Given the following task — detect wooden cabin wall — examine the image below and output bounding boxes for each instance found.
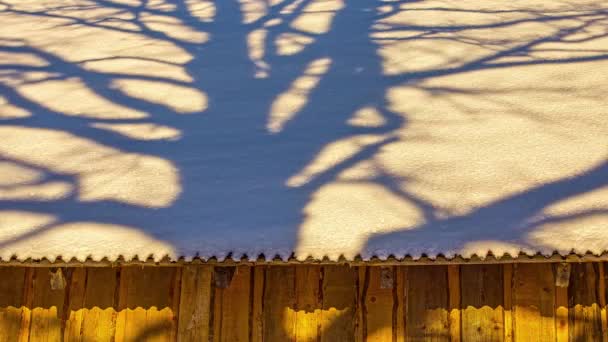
[0,263,605,341]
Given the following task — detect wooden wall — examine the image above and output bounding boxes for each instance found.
[0,263,605,341]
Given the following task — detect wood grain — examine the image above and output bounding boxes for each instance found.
[29,268,66,342]
[461,264,504,342]
[448,265,461,342]
[295,265,321,342]
[115,266,178,341]
[406,265,450,341]
[263,266,296,341]
[365,267,394,342]
[569,263,602,341]
[213,266,251,342]
[178,265,212,342]
[4,263,608,341]
[513,263,555,342]
[0,267,28,341]
[322,265,356,342]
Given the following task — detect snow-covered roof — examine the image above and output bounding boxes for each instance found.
[0,0,606,263]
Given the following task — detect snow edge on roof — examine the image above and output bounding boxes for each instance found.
[3,251,608,266]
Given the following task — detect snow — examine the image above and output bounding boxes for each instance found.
[0,0,607,262]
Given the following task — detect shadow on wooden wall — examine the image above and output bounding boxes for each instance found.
[0,263,605,341]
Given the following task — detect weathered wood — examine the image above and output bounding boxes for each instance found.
[80,267,119,342]
[295,265,320,341]
[263,266,296,341]
[355,266,366,342]
[0,267,28,341]
[599,263,608,342]
[29,268,66,342]
[448,265,461,342]
[177,265,212,342]
[556,264,572,288]
[406,265,450,341]
[115,266,178,341]
[569,263,602,341]
[20,268,34,342]
[396,267,407,342]
[251,266,265,342]
[7,262,608,340]
[461,264,504,342]
[513,263,555,342]
[322,265,356,342]
[64,268,87,342]
[554,264,569,342]
[213,266,250,342]
[504,264,513,342]
[364,267,394,341]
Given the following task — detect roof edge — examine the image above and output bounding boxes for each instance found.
[2,252,608,267]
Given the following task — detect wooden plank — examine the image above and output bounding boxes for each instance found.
[503,264,513,342]
[295,265,321,341]
[64,268,87,342]
[569,263,602,341]
[171,266,182,342]
[251,266,265,342]
[115,266,178,341]
[396,267,406,342]
[177,265,212,342]
[555,265,569,342]
[461,264,503,342]
[11,262,608,341]
[448,265,461,342]
[0,267,28,341]
[80,267,119,341]
[20,268,34,342]
[213,266,251,342]
[355,266,366,342]
[599,263,608,342]
[263,266,296,341]
[364,267,393,341]
[406,265,449,341]
[512,263,555,342]
[29,268,66,342]
[321,265,357,342]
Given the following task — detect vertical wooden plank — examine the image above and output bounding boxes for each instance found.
[513,263,555,342]
[263,266,296,341]
[599,263,608,342]
[64,268,87,342]
[213,266,251,342]
[461,264,504,342]
[569,263,602,341]
[0,267,28,341]
[80,267,119,341]
[29,268,66,342]
[177,265,212,342]
[448,265,461,342]
[115,266,178,341]
[503,264,513,342]
[364,267,393,341]
[295,265,321,342]
[395,267,406,342]
[19,268,34,342]
[406,265,449,341]
[251,265,265,342]
[556,285,569,342]
[321,265,357,342]
[355,267,366,342]
[555,265,569,342]
[171,267,182,342]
